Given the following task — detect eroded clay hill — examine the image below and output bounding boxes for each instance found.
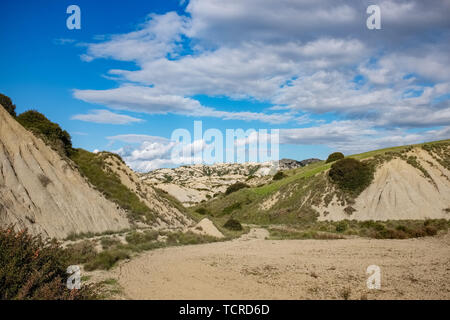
[100,153,193,229]
[315,147,450,221]
[0,105,131,238]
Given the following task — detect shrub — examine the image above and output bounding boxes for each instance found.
[195,207,209,215]
[272,171,286,181]
[0,93,16,117]
[223,218,243,231]
[0,226,96,300]
[335,221,348,233]
[225,182,249,195]
[125,230,158,245]
[329,158,374,195]
[17,110,72,157]
[84,249,130,271]
[326,152,344,163]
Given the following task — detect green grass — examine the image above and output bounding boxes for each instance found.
[70,148,156,223]
[267,219,450,240]
[192,139,450,227]
[66,228,231,271]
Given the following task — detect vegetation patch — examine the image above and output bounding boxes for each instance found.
[70,148,155,223]
[225,182,249,195]
[0,226,97,300]
[272,171,286,181]
[326,152,344,163]
[268,219,450,240]
[17,110,72,157]
[0,93,17,117]
[223,218,243,231]
[329,158,374,195]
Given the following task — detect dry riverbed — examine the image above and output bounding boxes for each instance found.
[92,228,450,300]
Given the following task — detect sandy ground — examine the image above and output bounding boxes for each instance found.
[103,228,450,300]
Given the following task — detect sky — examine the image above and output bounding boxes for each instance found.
[1,0,449,171]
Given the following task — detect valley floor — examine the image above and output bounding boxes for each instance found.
[97,228,450,300]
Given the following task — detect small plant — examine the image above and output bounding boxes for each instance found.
[339,287,352,300]
[225,182,249,195]
[326,152,344,163]
[38,174,51,187]
[335,221,348,233]
[272,171,286,181]
[223,218,243,231]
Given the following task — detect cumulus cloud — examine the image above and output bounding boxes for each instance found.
[73,86,293,124]
[70,0,450,168]
[71,109,144,125]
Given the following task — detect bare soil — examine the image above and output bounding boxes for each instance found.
[100,228,450,300]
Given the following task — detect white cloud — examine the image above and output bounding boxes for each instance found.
[73,86,293,124]
[71,109,144,125]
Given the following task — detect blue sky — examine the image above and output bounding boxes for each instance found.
[1,0,449,171]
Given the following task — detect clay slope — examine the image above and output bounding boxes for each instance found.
[0,105,130,238]
[101,154,194,229]
[316,148,450,221]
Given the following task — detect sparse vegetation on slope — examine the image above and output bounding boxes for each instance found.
[192,139,450,226]
[225,182,249,195]
[70,148,155,223]
[0,93,16,117]
[17,110,73,157]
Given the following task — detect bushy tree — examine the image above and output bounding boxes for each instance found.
[329,158,374,195]
[17,110,72,157]
[326,152,345,163]
[223,218,243,231]
[0,93,16,117]
[272,171,286,181]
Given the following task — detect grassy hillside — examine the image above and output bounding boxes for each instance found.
[191,139,450,228]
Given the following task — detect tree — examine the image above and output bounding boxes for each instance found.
[328,158,374,194]
[0,93,16,117]
[326,152,344,163]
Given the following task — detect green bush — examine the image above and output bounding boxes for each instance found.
[17,110,72,157]
[326,152,345,163]
[195,207,209,215]
[329,158,374,195]
[272,171,286,181]
[84,249,130,271]
[0,93,16,117]
[335,221,348,233]
[225,182,249,195]
[70,148,154,223]
[223,218,243,231]
[0,226,96,300]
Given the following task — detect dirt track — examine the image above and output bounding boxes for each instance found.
[107,228,450,300]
